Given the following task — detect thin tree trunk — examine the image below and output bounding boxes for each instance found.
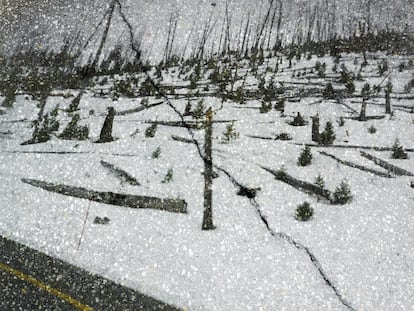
[202,108,215,230]
[91,0,116,70]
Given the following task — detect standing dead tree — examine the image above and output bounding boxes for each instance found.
[240,12,251,55]
[90,0,117,71]
[223,0,232,55]
[202,108,215,230]
[164,11,179,64]
[254,0,274,51]
[196,11,217,60]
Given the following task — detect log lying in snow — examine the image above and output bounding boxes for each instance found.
[100,160,140,186]
[21,178,187,213]
[345,115,386,121]
[145,119,237,128]
[247,133,292,141]
[261,166,332,203]
[319,151,393,178]
[171,135,197,144]
[291,143,414,152]
[360,151,414,177]
[115,101,165,116]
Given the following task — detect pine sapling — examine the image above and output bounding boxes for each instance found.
[295,202,314,221]
[162,168,174,183]
[290,112,306,126]
[192,100,205,120]
[314,174,325,189]
[323,83,336,99]
[151,146,161,159]
[145,123,158,138]
[222,121,239,143]
[333,180,353,204]
[260,101,272,113]
[391,139,408,159]
[337,117,345,127]
[298,146,312,166]
[368,125,377,134]
[319,121,336,145]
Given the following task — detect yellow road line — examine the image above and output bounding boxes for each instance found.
[0,262,93,311]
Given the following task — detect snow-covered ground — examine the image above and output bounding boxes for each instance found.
[1,52,413,310]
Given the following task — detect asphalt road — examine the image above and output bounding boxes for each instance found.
[0,235,181,310]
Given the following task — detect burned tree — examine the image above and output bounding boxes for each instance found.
[385,80,393,114]
[96,107,116,143]
[311,114,320,143]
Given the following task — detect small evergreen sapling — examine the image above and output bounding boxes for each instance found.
[290,112,306,126]
[361,83,371,100]
[151,146,161,159]
[323,83,336,99]
[378,59,388,76]
[260,101,272,113]
[162,168,174,183]
[333,180,353,204]
[274,97,285,113]
[298,146,312,166]
[145,123,158,138]
[368,125,377,134]
[192,100,205,120]
[319,121,336,145]
[345,80,355,94]
[391,139,408,159]
[222,121,239,143]
[314,174,325,189]
[295,202,314,221]
[337,117,345,127]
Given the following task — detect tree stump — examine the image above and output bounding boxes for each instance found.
[96,107,116,143]
[311,114,320,143]
[359,101,367,121]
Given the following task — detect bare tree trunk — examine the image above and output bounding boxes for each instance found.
[164,13,174,63]
[240,12,250,54]
[224,0,232,55]
[202,108,215,230]
[385,89,392,114]
[266,1,278,50]
[254,0,274,50]
[91,0,116,70]
[312,114,320,143]
[359,100,367,121]
[181,20,196,61]
[274,0,283,50]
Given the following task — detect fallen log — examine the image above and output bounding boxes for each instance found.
[319,151,392,178]
[291,143,414,152]
[171,135,197,144]
[345,115,386,121]
[246,133,292,141]
[21,178,187,213]
[145,119,237,126]
[360,151,414,177]
[261,166,332,203]
[100,160,140,186]
[115,101,164,116]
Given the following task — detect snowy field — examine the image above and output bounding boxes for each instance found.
[0,52,413,310]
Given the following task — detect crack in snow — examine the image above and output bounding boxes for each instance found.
[249,198,357,311]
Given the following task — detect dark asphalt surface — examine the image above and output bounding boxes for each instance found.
[0,235,181,310]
